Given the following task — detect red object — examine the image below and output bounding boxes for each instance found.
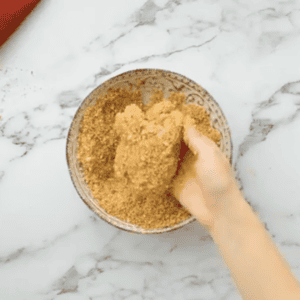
[0,0,41,47]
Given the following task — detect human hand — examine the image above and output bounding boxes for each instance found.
[172,126,242,231]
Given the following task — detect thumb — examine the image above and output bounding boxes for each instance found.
[184,126,216,156]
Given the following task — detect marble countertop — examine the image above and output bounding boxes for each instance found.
[1,0,300,299]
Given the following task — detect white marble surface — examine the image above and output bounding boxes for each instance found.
[1,0,300,299]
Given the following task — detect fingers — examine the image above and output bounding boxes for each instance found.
[185,126,217,155]
[184,126,232,184]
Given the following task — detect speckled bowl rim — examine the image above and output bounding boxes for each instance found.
[66,68,233,234]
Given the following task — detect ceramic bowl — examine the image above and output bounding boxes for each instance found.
[66,69,232,234]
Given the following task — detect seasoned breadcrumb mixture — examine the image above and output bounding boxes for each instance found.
[77,87,221,229]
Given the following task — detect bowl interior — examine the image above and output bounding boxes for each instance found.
[66,69,233,234]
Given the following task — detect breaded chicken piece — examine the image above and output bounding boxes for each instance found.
[114,99,184,196]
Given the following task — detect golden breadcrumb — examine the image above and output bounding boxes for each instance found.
[77,87,221,229]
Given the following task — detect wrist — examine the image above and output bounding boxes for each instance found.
[208,189,251,236]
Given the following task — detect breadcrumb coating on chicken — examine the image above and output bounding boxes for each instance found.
[114,99,183,196]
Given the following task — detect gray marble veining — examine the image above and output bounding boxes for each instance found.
[1,0,300,299]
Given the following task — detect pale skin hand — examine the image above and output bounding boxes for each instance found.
[172,127,300,300]
[172,126,241,231]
